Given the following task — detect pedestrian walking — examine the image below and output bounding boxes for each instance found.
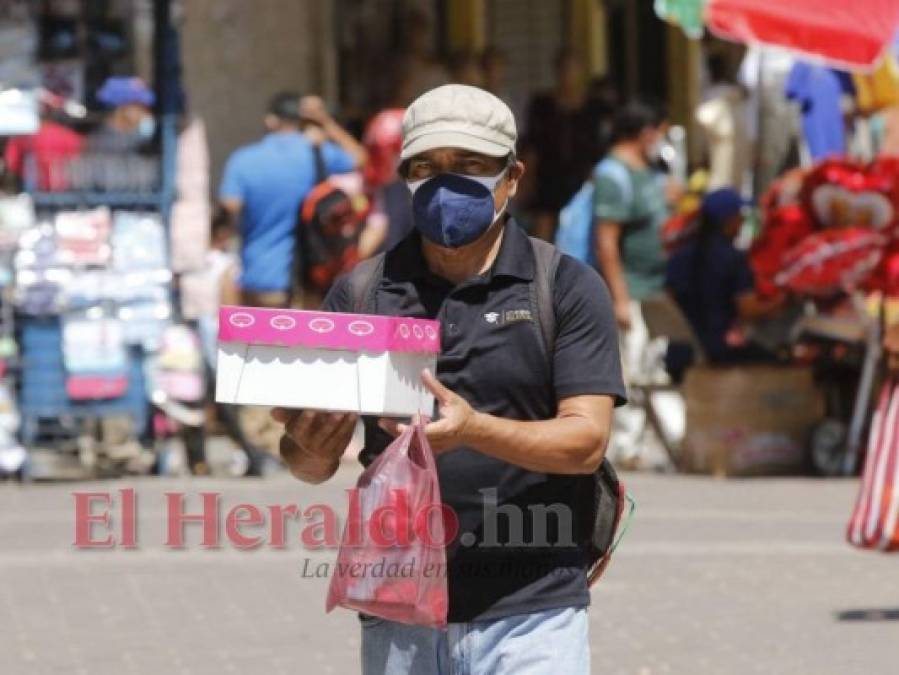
[593,101,674,466]
[217,91,366,309]
[273,84,625,674]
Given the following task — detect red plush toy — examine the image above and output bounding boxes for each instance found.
[775,228,886,297]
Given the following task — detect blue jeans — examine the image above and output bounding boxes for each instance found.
[360,606,589,674]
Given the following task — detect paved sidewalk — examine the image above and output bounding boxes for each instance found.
[0,466,895,674]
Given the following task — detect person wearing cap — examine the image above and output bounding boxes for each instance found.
[666,187,786,364]
[272,84,625,674]
[218,91,367,309]
[87,76,157,154]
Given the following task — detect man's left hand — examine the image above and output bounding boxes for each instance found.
[378,370,478,452]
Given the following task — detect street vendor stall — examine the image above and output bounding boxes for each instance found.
[0,0,199,480]
[651,0,899,478]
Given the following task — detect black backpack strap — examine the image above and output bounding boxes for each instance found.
[312,143,327,183]
[347,252,386,314]
[528,237,561,361]
[528,237,624,583]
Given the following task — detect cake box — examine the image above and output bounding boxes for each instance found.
[215,306,440,416]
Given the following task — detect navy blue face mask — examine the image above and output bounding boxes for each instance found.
[407,171,507,248]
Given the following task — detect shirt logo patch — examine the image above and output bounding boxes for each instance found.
[504,309,533,324]
[484,309,534,326]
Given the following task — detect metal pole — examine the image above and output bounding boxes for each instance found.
[152,0,176,241]
[752,48,765,200]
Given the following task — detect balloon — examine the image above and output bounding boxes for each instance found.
[750,205,816,297]
[800,159,895,231]
[775,228,886,297]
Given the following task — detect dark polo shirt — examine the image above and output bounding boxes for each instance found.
[324,220,625,622]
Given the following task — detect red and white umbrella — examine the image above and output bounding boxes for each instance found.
[705,0,899,70]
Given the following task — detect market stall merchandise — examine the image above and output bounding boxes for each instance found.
[746,159,899,475]
[0,0,187,479]
[12,203,170,459]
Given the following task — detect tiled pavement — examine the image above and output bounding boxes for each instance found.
[0,466,895,674]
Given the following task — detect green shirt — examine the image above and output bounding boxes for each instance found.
[593,155,668,300]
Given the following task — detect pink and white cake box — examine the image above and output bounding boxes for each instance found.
[215,306,440,416]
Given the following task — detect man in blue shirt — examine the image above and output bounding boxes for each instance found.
[666,188,785,363]
[218,92,366,307]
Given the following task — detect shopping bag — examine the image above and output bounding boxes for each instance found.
[326,421,448,627]
[847,376,899,551]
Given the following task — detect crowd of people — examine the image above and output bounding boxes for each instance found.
[3,76,159,193]
[0,46,795,477]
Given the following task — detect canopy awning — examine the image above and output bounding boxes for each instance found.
[706,0,899,70]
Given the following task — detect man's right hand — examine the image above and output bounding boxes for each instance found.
[271,409,358,483]
[614,300,632,331]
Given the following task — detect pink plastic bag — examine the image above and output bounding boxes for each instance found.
[326,421,449,628]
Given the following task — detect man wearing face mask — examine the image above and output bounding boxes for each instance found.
[594,102,674,468]
[87,76,157,154]
[272,85,625,674]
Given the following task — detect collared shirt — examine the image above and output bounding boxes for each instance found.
[219,131,354,293]
[324,220,625,622]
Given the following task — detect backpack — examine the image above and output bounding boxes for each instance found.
[297,145,362,295]
[554,157,634,267]
[346,236,630,587]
